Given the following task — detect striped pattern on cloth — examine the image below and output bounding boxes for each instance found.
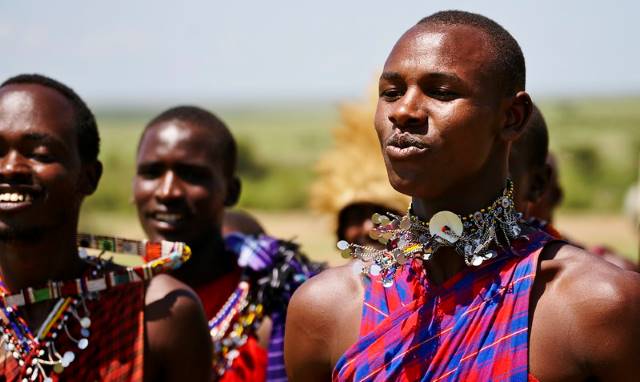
[333,226,552,382]
[224,233,320,382]
[0,281,145,382]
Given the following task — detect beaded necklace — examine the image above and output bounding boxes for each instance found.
[0,234,190,381]
[338,179,522,287]
[207,280,265,377]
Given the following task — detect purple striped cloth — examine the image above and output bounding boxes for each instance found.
[225,233,321,382]
[333,226,553,382]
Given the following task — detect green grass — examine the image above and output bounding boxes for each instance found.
[539,97,640,211]
[82,97,640,222]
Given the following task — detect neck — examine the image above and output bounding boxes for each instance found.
[171,232,237,288]
[411,165,509,285]
[0,226,85,293]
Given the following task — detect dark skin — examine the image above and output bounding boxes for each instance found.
[509,108,552,219]
[285,24,640,382]
[134,120,241,288]
[134,121,273,349]
[0,84,212,382]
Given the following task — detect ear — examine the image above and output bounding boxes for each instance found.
[527,163,552,203]
[78,160,103,196]
[224,176,241,207]
[500,91,533,142]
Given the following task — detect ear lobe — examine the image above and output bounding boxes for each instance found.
[224,177,241,207]
[501,91,533,142]
[79,161,103,196]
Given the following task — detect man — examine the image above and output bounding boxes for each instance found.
[285,11,640,381]
[509,104,553,221]
[0,74,212,381]
[511,108,637,271]
[133,106,317,381]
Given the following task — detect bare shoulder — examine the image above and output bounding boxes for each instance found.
[285,263,364,382]
[145,273,198,304]
[533,242,640,380]
[290,263,364,317]
[144,274,212,381]
[541,243,640,310]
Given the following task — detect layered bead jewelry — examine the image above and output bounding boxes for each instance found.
[0,234,190,381]
[209,235,323,378]
[208,280,265,377]
[337,179,523,287]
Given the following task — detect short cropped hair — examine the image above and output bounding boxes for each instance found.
[1,73,100,163]
[141,106,237,178]
[418,10,526,95]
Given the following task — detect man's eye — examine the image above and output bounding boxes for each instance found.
[428,89,458,101]
[137,166,162,179]
[30,151,55,163]
[380,88,403,100]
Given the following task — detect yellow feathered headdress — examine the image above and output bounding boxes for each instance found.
[310,85,411,217]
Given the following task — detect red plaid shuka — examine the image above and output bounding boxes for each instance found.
[0,281,145,382]
[333,226,553,382]
[195,271,267,382]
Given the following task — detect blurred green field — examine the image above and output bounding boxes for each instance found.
[79,97,640,260]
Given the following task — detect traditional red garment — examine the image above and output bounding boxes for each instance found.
[0,281,145,382]
[333,227,553,382]
[195,269,267,382]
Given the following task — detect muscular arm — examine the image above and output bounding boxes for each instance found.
[573,267,640,381]
[285,266,363,382]
[531,244,640,381]
[145,274,212,382]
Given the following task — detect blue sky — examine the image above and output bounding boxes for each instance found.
[2,0,639,106]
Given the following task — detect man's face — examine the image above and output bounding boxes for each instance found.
[0,84,85,238]
[375,24,506,199]
[133,121,230,244]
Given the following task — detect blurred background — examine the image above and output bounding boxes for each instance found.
[2,0,638,264]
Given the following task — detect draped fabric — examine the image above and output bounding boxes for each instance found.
[0,282,145,382]
[333,228,552,382]
[196,234,319,382]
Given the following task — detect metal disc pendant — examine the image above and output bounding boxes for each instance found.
[471,256,484,266]
[369,264,382,276]
[336,240,349,251]
[80,317,91,328]
[429,211,463,244]
[78,338,89,350]
[63,351,75,364]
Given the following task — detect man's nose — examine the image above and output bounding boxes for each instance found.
[388,88,428,129]
[0,150,32,183]
[155,171,184,201]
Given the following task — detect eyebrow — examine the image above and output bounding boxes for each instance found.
[380,71,463,83]
[22,132,66,147]
[380,72,403,82]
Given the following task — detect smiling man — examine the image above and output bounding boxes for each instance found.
[134,106,318,381]
[0,74,212,381]
[285,11,640,382]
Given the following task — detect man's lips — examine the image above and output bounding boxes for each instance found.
[0,188,41,212]
[385,134,428,160]
[146,211,188,227]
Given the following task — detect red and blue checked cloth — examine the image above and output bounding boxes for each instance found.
[333,227,552,382]
[0,281,145,382]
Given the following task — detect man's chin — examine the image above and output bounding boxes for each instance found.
[0,224,46,242]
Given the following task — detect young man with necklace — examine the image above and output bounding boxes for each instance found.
[0,74,212,381]
[133,106,318,381]
[285,11,640,382]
